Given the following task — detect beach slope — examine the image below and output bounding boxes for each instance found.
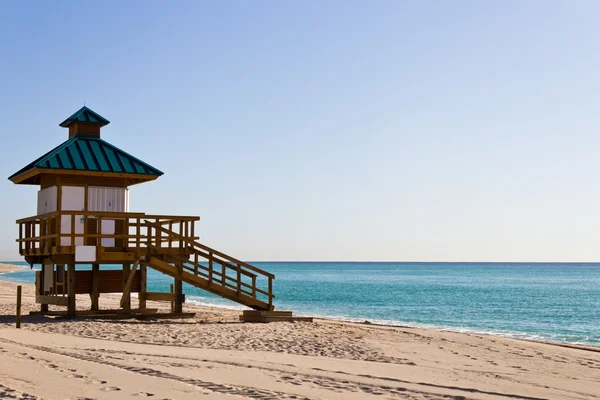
[0,281,599,399]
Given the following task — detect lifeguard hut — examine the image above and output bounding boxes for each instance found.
[8,106,286,321]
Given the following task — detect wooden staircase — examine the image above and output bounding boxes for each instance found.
[142,220,275,311]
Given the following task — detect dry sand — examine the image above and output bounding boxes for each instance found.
[0,278,599,399]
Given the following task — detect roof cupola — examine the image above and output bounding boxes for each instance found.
[59,106,110,138]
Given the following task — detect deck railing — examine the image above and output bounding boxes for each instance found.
[145,220,274,308]
[16,211,199,256]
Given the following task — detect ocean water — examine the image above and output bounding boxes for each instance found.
[2,261,599,346]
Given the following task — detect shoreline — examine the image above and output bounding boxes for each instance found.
[1,274,598,350]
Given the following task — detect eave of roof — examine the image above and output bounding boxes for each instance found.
[8,136,163,184]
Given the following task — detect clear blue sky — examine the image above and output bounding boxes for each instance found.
[1,1,599,262]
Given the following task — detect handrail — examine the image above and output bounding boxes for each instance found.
[16,211,59,224]
[144,219,274,307]
[16,211,198,224]
[144,220,274,279]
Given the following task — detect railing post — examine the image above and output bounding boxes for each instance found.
[236,263,241,297]
[136,217,141,250]
[208,254,213,284]
[268,277,273,310]
[45,217,50,254]
[24,222,29,254]
[179,220,183,252]
[18,222,23,255]
[70,214,75,252]
[146,224,152,253]
[252,276,257,298]
[57,212,61,249]
[222,263,226,286]
[98,215,103,250]
[124,217,129,249]
[28,222,32,253]
[83,213,87,247]
[157,220,162,248]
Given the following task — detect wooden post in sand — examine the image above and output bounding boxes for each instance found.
[67,263,76,317]
[170,284,174,312]
[16,285,22,328]
[40,264,48,313]
[174,262,183,314]
[122,263,131,313]
[139,264,147,310]
[91,264,100,311]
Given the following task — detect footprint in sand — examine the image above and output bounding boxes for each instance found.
[100,386,121,392]
[88,379,107,385]
[133,392,155,397]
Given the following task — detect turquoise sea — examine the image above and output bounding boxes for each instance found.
[2,261,599,346]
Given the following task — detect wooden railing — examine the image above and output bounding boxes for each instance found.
[16,211,199,256]
[144,220,274,309]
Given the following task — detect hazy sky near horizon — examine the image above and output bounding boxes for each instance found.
[1,1,599,262]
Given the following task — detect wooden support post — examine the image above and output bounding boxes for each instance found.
[122,263,131,312]
[174,263,183,313]
[40,264,48,312]
[139,264,147,310]
[170,284,174,312]
[252,276,257,298]
[91,264,99,311]
[121,260,140,308]
[67,263,76,317]
[16,285,22,328]
[40,264,45,294]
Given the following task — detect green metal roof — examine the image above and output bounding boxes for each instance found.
[8,136,163,181]
[59,106,110,127]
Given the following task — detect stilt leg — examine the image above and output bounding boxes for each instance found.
[139,264,147,310]
[122,263,131,312]
[91,264,99,311]
[40,264,48,312]
[67,263,76,317]
[174,263,183,313]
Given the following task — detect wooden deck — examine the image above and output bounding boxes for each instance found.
[17,211,275,311]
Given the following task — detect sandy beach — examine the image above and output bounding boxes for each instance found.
[0,276,597,400]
